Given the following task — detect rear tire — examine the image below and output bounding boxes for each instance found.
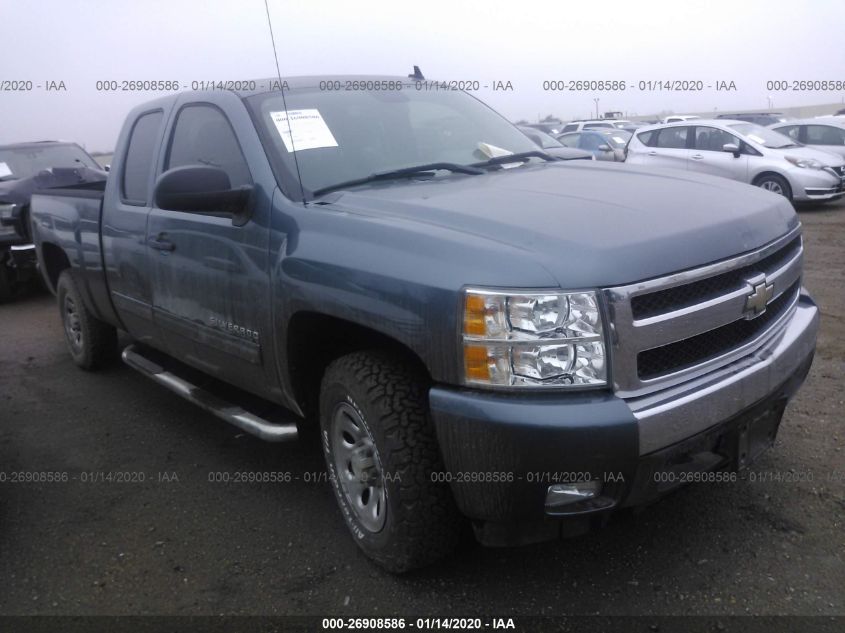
[56,270,118,370]
[755,173,792,201]
[319,351,462,573]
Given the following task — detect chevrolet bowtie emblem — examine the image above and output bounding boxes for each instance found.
[744,277,774,319]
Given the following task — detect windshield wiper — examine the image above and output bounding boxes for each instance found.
[471,150,558,169]
[311,162,484,198]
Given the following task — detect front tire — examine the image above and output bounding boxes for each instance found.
[319,351,462,573]
[56,270,118,370]
[755,173,792,201]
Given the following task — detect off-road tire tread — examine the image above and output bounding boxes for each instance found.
[321,350,462,573]
[57,270,118,370]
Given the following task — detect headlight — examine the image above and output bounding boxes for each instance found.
[785,156,823,169]
[461,289,607,388]
[0,204,18,236]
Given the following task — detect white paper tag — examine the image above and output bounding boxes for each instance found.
[270,109,338,152]
[0,162,12,178]
[477,142,521,168]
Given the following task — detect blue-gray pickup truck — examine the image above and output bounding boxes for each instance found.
[30,76,819,572]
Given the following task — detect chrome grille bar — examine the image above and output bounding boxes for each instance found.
[603,226,803,398]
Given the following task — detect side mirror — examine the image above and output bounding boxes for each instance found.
[598,144,612,152]
[154,165,252,225]
[722,143,741,157]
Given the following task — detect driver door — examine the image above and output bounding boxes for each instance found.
[146,102,271,395]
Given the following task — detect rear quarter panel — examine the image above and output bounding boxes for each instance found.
[30,188,120,326]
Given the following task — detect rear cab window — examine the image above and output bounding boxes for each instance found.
[122,111,164,204]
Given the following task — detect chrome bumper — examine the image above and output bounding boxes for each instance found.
[628,293,818,455]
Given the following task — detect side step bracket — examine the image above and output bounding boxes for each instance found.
[121,344,299,442]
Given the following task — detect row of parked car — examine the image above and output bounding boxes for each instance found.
[520,114,845,202]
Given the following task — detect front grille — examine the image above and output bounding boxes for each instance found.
[631,236,801,319]
[637,281,799,380]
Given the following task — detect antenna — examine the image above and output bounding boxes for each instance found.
[263,0,308,204]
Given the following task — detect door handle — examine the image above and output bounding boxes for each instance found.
[691,154,704,160]
[147,234,175,252]
[647,151,658,156]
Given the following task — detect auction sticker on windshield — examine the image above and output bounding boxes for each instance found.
[0,162,12,178]
[270,109,338,152]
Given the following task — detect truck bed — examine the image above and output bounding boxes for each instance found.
[30,181,120,328]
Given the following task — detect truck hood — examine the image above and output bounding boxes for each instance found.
[321,161,798,288]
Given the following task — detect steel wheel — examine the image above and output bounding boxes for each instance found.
[63,294,83,353]
[330,402,387,533]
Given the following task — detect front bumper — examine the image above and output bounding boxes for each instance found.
[429,293,819,544]
[1,241,38,273]
[787,168,844,201]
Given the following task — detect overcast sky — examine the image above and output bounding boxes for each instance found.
[2,0,844,150]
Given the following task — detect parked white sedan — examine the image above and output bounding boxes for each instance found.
[626,119,845,202]
[770,118,845,160]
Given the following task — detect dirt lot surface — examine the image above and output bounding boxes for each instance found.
[0,199,843,618]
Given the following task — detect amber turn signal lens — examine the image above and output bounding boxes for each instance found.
[464,294,488,336]
[463,344,490,381]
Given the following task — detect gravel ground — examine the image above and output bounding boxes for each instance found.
[0,199,843,617]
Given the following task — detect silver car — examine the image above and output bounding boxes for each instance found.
[769,118,845,159]
[627,119,845,202]
[557,129,631,162]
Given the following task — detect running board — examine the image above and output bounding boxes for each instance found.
[121,344,299,442]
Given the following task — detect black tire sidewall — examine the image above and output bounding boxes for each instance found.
[757,174,792,200]
[320,379,403,553]
[57,272,91,368]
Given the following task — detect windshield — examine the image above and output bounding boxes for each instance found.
[250,86,539,195]
[728,123,798,149]
[0,144,100,181]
